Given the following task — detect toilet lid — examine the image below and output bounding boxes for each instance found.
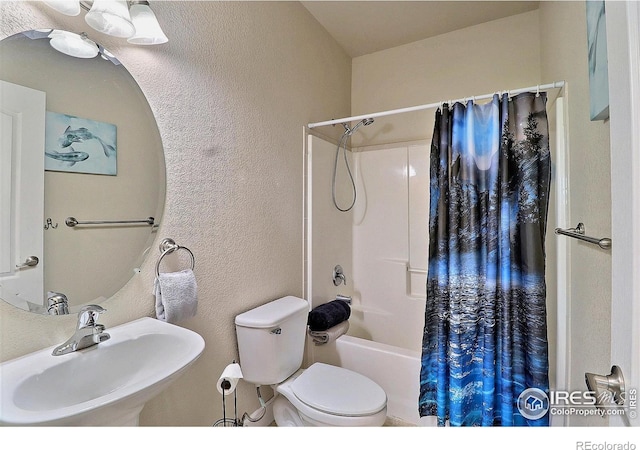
[291,363,387,416]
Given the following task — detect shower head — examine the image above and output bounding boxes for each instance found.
[342,118,374,136]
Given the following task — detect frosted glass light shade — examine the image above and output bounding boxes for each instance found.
[127,3,168,45]
[49,31,99,59]
[85,0,135,38]
[43,0,81,16]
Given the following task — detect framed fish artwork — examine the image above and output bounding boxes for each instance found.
[44,111,117,175]
[585,0,609,121]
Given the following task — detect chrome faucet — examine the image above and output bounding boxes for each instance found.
[47,291,69,315]
[52,305,110,356]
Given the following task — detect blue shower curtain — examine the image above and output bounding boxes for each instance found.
[419,92,551,426]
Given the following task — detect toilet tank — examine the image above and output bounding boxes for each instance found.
[235,296,309,385]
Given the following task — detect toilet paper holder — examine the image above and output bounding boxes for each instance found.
[212,361,271,427]
[214,361,243,427]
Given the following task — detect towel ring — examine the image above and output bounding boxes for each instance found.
[155,238,195,277]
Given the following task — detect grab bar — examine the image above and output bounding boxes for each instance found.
[555,223,611,250]
[65,217,155,227]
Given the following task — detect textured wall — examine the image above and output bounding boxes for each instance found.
[351,10,542,147]
[0,1,350,426]
[539,1,612,427]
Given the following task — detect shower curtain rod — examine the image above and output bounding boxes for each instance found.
[307,80,565,129]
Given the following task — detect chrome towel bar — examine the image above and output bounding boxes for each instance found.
[555,223,611,250]
[66,217,155,227]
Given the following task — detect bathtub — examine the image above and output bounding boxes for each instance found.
[311,334,436,426]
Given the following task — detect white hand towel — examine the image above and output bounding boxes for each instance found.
[308,320,349,345]
[154,269,198,324]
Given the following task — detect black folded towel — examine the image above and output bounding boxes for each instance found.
[307,300,351,332]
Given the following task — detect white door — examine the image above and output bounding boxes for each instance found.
[607,0,639,427]
[0,80,46,311]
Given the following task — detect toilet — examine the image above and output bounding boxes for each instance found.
[235,296,387,426]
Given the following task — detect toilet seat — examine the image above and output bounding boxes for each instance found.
[291,363,387,416]
[275,363,387,426]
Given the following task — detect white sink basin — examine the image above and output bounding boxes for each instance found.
[0,317,204,426]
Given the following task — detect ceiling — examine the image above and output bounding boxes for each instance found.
[301,1,540,57]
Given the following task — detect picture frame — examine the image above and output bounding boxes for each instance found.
[585,0,610,121]
[45,111,117,175]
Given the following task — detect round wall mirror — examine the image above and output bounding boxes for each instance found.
[0,30,166,315]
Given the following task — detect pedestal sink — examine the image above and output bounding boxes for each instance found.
[0,317,205,426]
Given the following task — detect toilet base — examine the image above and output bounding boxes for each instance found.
[273,396,307,426]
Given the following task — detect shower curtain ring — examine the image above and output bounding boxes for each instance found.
[536,85,541,97]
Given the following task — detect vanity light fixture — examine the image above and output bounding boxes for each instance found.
[127,1,168,45]
[43,0,168,45]
[84,0,135,38]
[48,30,99,58]
[43,0,81,16]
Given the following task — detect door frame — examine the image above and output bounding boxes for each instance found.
[607,0,640,426]
[0,81,46,311]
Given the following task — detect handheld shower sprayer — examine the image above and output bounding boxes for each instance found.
[341,118,374,136]
[332,118,375,212]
